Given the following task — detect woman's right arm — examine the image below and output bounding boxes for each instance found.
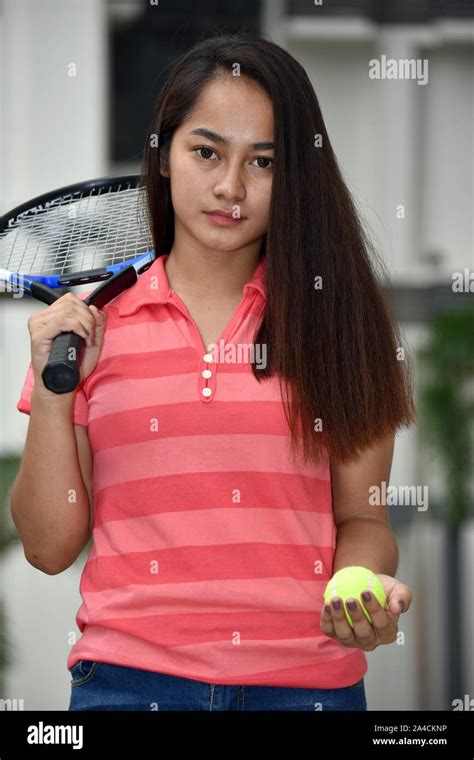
[10,293,107,575]
[11,392,93,575]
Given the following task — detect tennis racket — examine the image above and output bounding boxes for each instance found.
[0,174,156,394]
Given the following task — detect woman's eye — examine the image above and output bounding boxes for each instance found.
[193,147,218,161]
[252,156,274,170]
[193,147,273,169]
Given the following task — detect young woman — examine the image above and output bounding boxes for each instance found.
[12,33,415,712]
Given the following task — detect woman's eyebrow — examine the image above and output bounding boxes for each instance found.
[188,127,274,151]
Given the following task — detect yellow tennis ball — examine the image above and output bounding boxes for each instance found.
[323,566,386,628]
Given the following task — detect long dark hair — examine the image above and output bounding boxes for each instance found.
[140,32,416,467]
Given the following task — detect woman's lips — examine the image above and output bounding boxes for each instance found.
[204,211,246,226]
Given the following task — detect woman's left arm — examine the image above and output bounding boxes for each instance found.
[320,431,413,650]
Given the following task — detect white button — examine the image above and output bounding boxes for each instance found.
[203,353,213,363]
[202,387,212,397]
[202,369,212,379]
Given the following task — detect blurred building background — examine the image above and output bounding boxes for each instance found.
[0,0,473,711]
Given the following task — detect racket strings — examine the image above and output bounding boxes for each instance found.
[0,183,153,276]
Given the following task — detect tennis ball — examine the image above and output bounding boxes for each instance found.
[323,566,386,628]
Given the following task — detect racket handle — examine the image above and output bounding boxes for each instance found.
[40,265,139,393]
[41,331,85,394]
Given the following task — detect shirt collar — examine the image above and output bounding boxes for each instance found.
[118,253,266,317]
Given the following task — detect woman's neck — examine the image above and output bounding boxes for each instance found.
[164,248,261,301]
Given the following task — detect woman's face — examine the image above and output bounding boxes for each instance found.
[162,75,274,255]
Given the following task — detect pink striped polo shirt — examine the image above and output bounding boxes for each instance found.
[17,253,367,688]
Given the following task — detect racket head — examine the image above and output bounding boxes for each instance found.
[0,174,156,296]
[1,174,158,394]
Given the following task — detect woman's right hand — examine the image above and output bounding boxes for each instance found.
[28,292,108,396]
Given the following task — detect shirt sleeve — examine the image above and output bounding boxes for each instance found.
[16,361,89,427]
[16,288,95,427]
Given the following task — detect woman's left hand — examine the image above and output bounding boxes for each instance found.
[319,574,413,651]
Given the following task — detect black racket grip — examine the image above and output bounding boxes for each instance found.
[40,264,139,394]
[41,331,86,394]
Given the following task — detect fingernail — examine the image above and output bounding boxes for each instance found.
[399,601,405,612]
[362,592,372,603]
[324,604,331,614]
[347,601,357,611]
[332,600,341,610]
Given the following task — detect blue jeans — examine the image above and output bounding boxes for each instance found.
[68,660,367,711]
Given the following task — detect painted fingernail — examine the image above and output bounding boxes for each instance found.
[332,600,341,610]
[399,601,405,612]
[362,592,372,603]
[324,605,331,614]
[347,601,357,611]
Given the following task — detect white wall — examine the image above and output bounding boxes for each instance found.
[0,0,108,210]
[420,43,474,271]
